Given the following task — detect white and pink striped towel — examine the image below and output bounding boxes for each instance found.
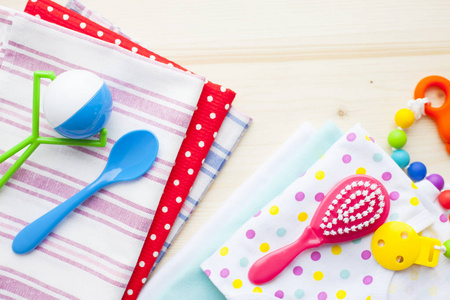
[0,6,204,300]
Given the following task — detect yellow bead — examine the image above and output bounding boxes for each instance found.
[395,109,415,128]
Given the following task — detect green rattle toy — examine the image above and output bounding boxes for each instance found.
[0,70,113,189]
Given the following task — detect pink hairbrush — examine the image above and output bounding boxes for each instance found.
[248,174,390,285]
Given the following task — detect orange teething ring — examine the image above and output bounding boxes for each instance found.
[414,75,450,154]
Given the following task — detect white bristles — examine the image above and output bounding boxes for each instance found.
[318,178,387,237]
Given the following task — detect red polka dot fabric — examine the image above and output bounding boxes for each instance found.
[24,1,236,299]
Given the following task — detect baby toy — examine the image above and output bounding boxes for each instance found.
[12,130,159,254]
[371,221,450,271]
[0,70,112,190]
[248,174,390,285]
[44,70,112,139]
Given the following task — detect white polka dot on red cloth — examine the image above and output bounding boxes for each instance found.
[220,86,226,92]
[139,261,145,267]
[35,14,40,18]
[174,179,180,186]
[115,39,121,45]
[202,158,205,164]
[47,6,53,12]
[225,103,230,110]
[150,55,156,60]
[132,47,138,53]
[164,224,171,230]
[142,278,147,284]
[97,31,103,37]
[150,234,156,240]
[168,63,173,67]
[80,22,86,29]
[176,197,182,203]
[127,289,133,296]
[185,151,191,157]
[198,141,205,147]
[162,206,168,213]
[207,96,213,102]
[63,14,69,20]
[213,132,217,138]
[210,113,216,119]
[153,251,159,257]
[31,0,37,2]
[196,124,202,130]
[188,168,194,175]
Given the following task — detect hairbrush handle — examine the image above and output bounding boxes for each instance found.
[248,226,322,285]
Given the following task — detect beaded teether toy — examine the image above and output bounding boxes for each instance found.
[248,174,390,285]
[0,70,112,190]
[383,75,450,269]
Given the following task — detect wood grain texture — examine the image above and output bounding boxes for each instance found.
[2,0,450,276]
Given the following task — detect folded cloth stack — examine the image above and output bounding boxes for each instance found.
[0,2,252,300]
[142,122,450,300]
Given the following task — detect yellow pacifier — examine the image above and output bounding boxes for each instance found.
[371,221,447,271]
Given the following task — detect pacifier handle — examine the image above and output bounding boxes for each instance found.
[414,75,450,119]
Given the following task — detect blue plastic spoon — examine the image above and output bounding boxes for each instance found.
[12,130,159,254]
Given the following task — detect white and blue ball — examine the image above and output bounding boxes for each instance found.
[43,70,113,139]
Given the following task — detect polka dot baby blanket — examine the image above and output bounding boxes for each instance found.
[201,124,437,300]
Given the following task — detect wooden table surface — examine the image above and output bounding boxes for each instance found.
[3,0,450,277]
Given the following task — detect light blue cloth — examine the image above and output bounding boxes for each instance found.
[149,122,342,300]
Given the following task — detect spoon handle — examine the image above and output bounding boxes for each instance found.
[12,179,104,254]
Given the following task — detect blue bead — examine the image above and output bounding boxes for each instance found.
[407,161,427,181]
[391,149,410,169]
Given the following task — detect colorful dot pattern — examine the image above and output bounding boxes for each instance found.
[201,125,434,300]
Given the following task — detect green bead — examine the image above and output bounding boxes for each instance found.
[388,129,407,149]
[444,239,450,259]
